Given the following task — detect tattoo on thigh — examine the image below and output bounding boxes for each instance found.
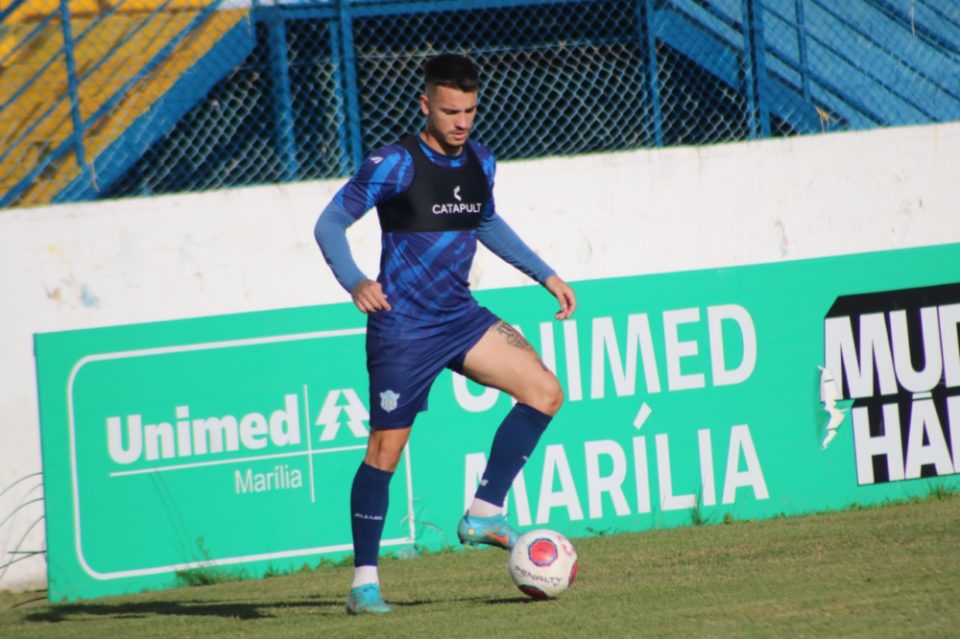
[495,322,550,372]
[495,321,534,351]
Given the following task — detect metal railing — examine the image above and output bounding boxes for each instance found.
[0,0,243,207]
[2,0,958,207]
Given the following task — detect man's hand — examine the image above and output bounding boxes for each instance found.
[352,279,392,314]
[544,274,576,320]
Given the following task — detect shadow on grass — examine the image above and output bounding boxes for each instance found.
[21,593,537,623]
[389,595,536,608]
[24,598,343,623]
[482,597,544,606]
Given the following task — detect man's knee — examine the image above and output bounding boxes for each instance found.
[524,373,564,417]
[367,448,403,472]
[543,376,565,416]
[364,428,410,472]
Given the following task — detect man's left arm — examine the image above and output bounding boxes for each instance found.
[476,213,576,320]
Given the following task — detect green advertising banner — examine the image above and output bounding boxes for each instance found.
[36,244,960,601]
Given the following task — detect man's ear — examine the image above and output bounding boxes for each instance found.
[419,93,430,116]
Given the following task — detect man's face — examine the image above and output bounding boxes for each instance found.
[420,84,478,154]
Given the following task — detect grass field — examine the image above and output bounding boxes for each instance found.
[2,494,958,638]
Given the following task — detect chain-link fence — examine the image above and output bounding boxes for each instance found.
[2,0,958,208]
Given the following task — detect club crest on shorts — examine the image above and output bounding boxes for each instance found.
[379,390,400,413]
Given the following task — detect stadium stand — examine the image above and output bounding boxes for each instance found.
[1,0,958,208]
[0,0,252,207]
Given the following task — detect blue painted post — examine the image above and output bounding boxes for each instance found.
[638,0,663,147]
[740,0,770,138]
[59,0,91,193]
[795,0,811,103]
[739,0,758,137]
[338,0,364,172]
[265,8,300,182]
[750,0,771,136]
[329,20,353,176]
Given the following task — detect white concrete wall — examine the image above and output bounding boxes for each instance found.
[2,121,958,591]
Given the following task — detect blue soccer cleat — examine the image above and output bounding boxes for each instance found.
[346,583,392,615]
[457,513,518,550]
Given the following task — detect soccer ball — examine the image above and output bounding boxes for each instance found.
[508,529,578,599]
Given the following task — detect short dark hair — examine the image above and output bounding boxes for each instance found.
[423,53,479,93]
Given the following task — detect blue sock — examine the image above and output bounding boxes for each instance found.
[351,462,393,567]
[474,403,552,508]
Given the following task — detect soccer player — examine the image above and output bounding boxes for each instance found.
[314,53,576,615]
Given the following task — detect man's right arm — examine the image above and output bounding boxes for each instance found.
[314,204,393,313]
[314,144,412,307]
[314,200,367,293]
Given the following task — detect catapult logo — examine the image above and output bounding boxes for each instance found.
[432,185,482,215]
[823,283,960,485]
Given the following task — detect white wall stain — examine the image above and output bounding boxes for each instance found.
[774,219,790,257]
[44,276,100,310]
[81,284,100,309]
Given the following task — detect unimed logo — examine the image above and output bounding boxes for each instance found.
[107,394,303,465]
[106,389,370,467]
[824,283,960,485]
[104,388,373,498]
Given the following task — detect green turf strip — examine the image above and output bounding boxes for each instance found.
[2,494,958,638]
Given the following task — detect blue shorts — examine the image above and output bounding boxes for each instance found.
[366,306,500,429]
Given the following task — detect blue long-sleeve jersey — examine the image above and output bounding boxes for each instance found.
[315,136,555,338]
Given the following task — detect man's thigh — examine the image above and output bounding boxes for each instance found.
[367,308,498,426]
[460,320,556,400]
[366,334,442,428]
